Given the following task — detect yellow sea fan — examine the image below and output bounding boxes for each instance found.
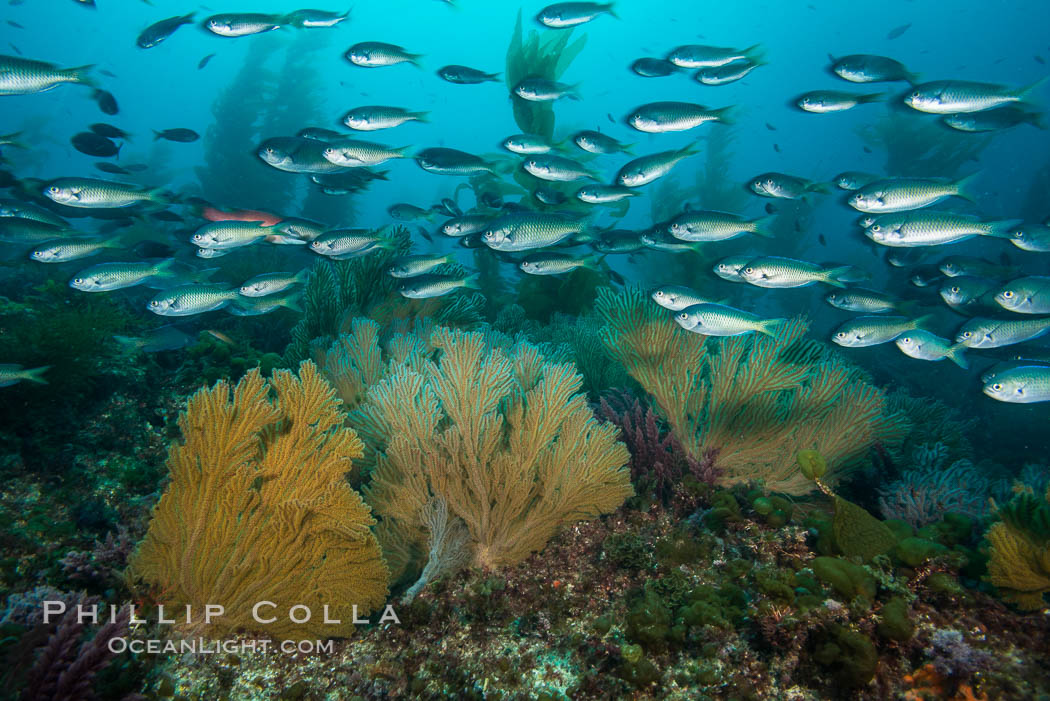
[126,362,389,640]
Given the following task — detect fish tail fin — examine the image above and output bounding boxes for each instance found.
[912,313,936,331]
[294,268,311,284]
[946,343,969,369]
[712,105,736,125]
[1019,75,1050,99]
[953,171,981,202]
[408,53,425,68]
[757,318,784,337]
[282,292,304,313]
[743,43,766,66]
[987,218,1024,238]
[485,72,502,82]
[904,70,922,85]
[807,181,831,194]
[604,3,620,19]
[66,64,96,88]
[621,142,636,155]
[823,265,852,288]
[1029,111,1048,130]
[147,187,171,205]
[411,110,431,123]
[151,257,179,279]
[21,365,50,384]
[752,214,777,238]
[152,131,163,141]
[463,272,481,290]
[1,132,27,149]
[858,93,884,104]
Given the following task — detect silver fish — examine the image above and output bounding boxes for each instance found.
[43,178,164,208]
[258,137,347,174]
[673,303,782,337]
[437,64,500,84]
[416,147,495,175]
[29,235,122,262]
[502,134,555,155]
[650,285,723,312]
[513,77,580,102]
[204,13,284,37]
[749,172,826,199]
[285,8,349,28]
[955,317,1050,348]
[346,42,421,68]
[983,365,1050,403]
[343,106,428,131]
[482,212,585,251]
[713,255,753,282]
[522,154,596,182]
[322,139,409,167]
[942,106,1045,132]
[576,184,637,204]
[1008,224,1050,252]
[795,90,882,113]
[616,143,699,188]
[824,288,902,314]
[849,174,978,213]
[239,270,310,297]
[388,253,454,278]
[830,54,917,83]
[904,78,1047,114]
[148,284,239,316]
[667,44,763,69]
[398,272,479,298]
[0,54,93,95]
[668,211,772,242]
[227,291,303,315]
[537,2,617,28]
[739,256,850,288]
[519,252,598,275]
[573,130,632,155]
[192,221,272,250]
[895,330,968,368]
[865,211,1016,247]
[834,171,879,190]
[994,276,1050,314]
[441,214,491,237]
[627,101,733,133]
[310,228,396,259]
[0,363,49,387]
[832,315,931,348]
[70,259,179,292]
[695,60,761,85]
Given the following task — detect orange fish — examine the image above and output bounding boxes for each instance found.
[201,206,283,227]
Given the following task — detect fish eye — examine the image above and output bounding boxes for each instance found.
[1012,230,1024,239]
[677,312,688,320]
[654,290,664,297]
[744,266,754,274]
[765,179,775,187]
[871,225,881,232]
[901,337,911,344]
[962,331,972,338]
[910,91,920,99]
[950,286,960,294]
[1003,290,1014,298]
[48,186,59,194]
[73,277,83,284]
[835,332,846,339]
[992,383,1003,391]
